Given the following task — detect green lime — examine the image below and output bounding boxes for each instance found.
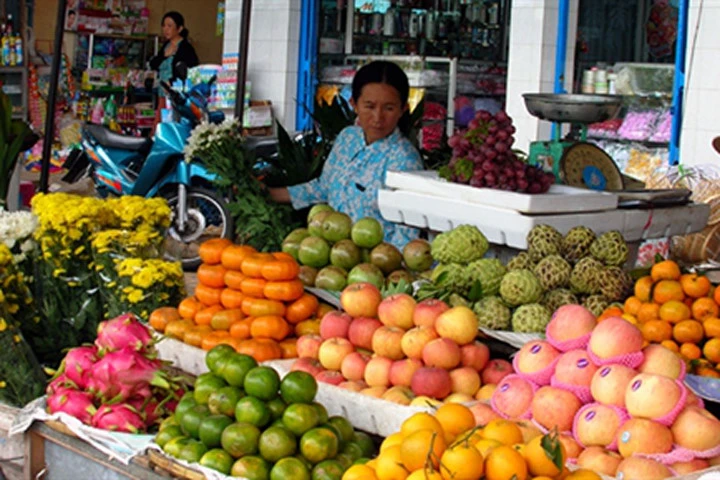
[162,436,190,458]
[282,403,320,437]
[270,417,286,428]
[266,397,287,421]
[244,366,281,401]
[353,457,370,465]
[199,448,234,475]
[159,416,179,431]
[234,396,272,427]
[340,441,363,462]
[220,422,261,458]
[155,425,184,448]
[194,373,228,405]
[222,354,258,387]
[198,415,234,448]
[178,439,208,463]
[351,431,376,458]
[300,428,339,465]
[317,423,341,441]
[258,425,297,462]
[270,457,311,480]
[334,453,353,469]
[280,371,318,404]
[295,454,314,471]
[174,395,198,424]
[311,402,329,424]
[231,455,271,479]
[180,405,210,439]
[327,416,354,444]
[206,344,237,374]
[208,386,244,417]
[311,459,345,480]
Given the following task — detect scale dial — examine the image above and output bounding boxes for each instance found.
[560,142,624,191]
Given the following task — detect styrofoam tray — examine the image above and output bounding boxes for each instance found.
[385,170,619,214]
[479,328,543,349]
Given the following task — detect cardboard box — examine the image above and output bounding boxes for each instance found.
[242,100,273,136]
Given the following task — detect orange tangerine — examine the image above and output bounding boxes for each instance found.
[704,317,720,338]
[672,320,705,344]
[380,432,405,453]
[661,339,680,352]
[400,429,446,471]
[343,465,379,480]
[653,280,685,304]
[703,338,720,363]
[624,296,643,316]
[434,403,476,444]
[636,302,660,323]
[714,286,720,306]
[376,445,409,480]
[482,419,524,446]
[651,260,682,282]
[407,469,443,480]
[401,412,444,439]
[484,445,528,480]
[641,320,673,342]
[634,276,655,302]
[680,342,702,360]
[597,306,624,322]
[692,297,720,321]
[524,435,566,477]
[681,273,712,298]
[439,443,485,480]
[659,300,691,323]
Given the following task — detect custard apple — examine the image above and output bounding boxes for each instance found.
[569,257,604,295]
[499,269,543,307]
[590,231,629,267]
[527,225,563,262]
[431,225,489,265]
[598,266,633,303]
[583,294,610,317]
[562,226,596,263]
[534,255,571,291]
[473,296,511,330]
[507,252,536,271]
[465,258,507,297]
[511,303,552,333]
[542,289,579,313]
[432,263,472,296]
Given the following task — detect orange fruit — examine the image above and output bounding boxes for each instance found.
[651,260,681,282]
[473,438,502,458]
[380,432,404,453]
[597,306,624,322]
[704,317,720,338]
[653,280,685,304]
[661,339,680,352]
[624,296,643,316]
[704,338,720,363]
[484,445,528,480]
[482,419,524,446]
[636,302,660,323]
[434,403,476,444]
[658,300,691,323]
[634,276,655,302]
[407,469,443,480]
[524,434,566,477]
[343,464,379,480]
[401,412,445,439]
[680,342,702,360]
[714,286,720,306]
[641,320,673,343]
[565,469,603,480]
[375,445,409,480]
[400,429,446,471]
[693,297,720,321]
[680,273,711,298]
[673,320,705,344]
[439,443,485,480]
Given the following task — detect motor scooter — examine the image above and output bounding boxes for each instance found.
[62,63,232,269]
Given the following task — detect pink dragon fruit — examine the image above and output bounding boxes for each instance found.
[87,347,163,403]
[46,374,78,396]
[95,314,154,353]
[91,404,146,433]
[61,346,98,389]
[47,390,97,425]
[128,395,161,426]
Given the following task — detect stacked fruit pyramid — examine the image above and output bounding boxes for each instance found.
[282,205,434,291]
[156,345,377,477]
[151,239,323,361]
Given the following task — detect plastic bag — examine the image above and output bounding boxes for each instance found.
[618,109,661,141]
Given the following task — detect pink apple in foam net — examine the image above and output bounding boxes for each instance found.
[319,311,353,340]
[338,380,367,392]
[422,338,461,369]
[401,326,438,360]
[588,317,644,359]
[481,359,513,385]
[638,344,684,379]
[347,317,383,351]
[546,305,596,342]
[624,373,683,420]
[671,406,720,451]
[616,418,674,457]
[315,370,345,386]
[514,340,560,374]
[291,357,325,377]
[410,367,452,399]
[371,326,406,360]
[449,367,481,396]
[531,386,582,432]
[340,351,371,382]
[318,338,355,371]
[469,402,501,426]
[590,364,638,407]
[491,375,535,419]
[434,306,478,346]
[389,358,423,387]
[616,457,673,480]
[413,298,449,328]
[460,342,490,371]
[364,356,393,387]
[577,447,623,477]
[672,459,710,475]
[574,404,625,448]
[553,349,598,387]
[377,293,416,329]
[296,334,323,359]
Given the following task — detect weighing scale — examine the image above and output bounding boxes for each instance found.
[522,93,626,191]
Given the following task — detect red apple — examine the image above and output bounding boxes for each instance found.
[411,367,452,399]
[481,359,513,385]
[461,342,491,371]
[413,298,450,329]
[422,338,461,369]
[434,306,478,345]
[296,334,323,359]
[449,367,482,396]
[338,380,367,392]
[340,351,371,382]
[382,386,415,405]
[401,326,439,360]
[318,338,355,371]
[291,357,325,377]
[315,370,344,385]
[377,293,416,329]
[371,326,406,360]
[340,282,382,318]
[389,358,423,387]
[364,356,393,387]
[347,317,383,350]
[319,311,353,340]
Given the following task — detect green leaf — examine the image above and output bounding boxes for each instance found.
[541,431,564,472]
[467,280,484,302]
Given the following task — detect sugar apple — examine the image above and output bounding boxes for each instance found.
[542,288,579,313]
[598,266,633,303]
[590,231,629,267]
[562,226,596,263]
[527,225,563,262]
[473,296,511,330]
[431,263,472,296]
[569,257,604,295]
[583,294,610,317]
[499,269,543,307]
[507,252,535,271]
[431,225,489,265]
[511,303,552,333]
[465,258,507,297]
[534,255,571,291]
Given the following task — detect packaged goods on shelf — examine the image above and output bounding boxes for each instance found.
[613,62,674,97]
[587,118,623,139]
[624,144,669,181]
[617,109,662,142]
[649,109,672,143]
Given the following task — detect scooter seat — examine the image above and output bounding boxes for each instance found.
[84,125,152,152]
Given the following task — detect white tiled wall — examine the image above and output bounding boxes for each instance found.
[223,0,301,130]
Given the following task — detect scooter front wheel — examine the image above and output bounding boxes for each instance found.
[162,187,234,270]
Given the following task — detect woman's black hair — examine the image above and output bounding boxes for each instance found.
[163,11,189,39]
[351,61,412,136]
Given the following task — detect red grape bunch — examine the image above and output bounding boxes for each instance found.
[440,110,555,194]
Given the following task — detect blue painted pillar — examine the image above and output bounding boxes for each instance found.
[669,0,689,165]
[552,0,570,140]
[296,0,319,132]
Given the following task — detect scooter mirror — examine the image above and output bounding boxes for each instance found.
[174,61,189,82]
